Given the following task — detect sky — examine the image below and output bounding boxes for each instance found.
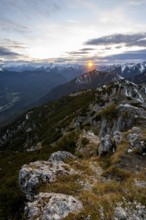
[0,0,146,64]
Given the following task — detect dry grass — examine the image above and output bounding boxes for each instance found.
[39,173,83,196]
[37,135,146,220]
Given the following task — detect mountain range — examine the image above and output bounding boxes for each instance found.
[0,77,146,219]
[0,64,86,126]
[0,61,146,126]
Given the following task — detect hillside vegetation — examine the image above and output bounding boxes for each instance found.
[0,79,146,219]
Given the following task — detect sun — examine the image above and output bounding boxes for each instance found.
[87,61,95,70]
[88,62,93,67]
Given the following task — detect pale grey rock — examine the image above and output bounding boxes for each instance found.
[26,142,42,152]
[128,149,133,153]
[135,179,146,188]
[19,160,75,200]
[127,131,146,154]
[115,207,127,220]
[25,192,83,220]
[128,133,141,147]
[115,201,146,220]
[132,127,142,133]
[113,131,122,144]
[99,134,116,156]
[49,151,75,162]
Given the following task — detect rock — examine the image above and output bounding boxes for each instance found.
[26,142,42,152]
[113,131,122,144]
[128,149,133,153]
[132,127,142,133]
[24,192,83,220]
[135,179,146,188]
[115,207,127,220]
[133,140,146,154]
[49,151,75,162]
[128,133,141,147]
[99,134,116,156]
[19,160,75,200]
[127,131,146,154]
[115,200,146,220]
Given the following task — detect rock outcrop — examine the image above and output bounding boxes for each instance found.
[99,134,116,156]
[19,152,75,200]
[19,151,83,219]
[127,127,146,155]
[113,131,122,144]
[49,151,75,162]
[25,192,83,220]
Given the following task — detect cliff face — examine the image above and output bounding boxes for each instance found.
[1,79,146,219]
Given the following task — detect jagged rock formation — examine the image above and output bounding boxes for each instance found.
[99,134,117,156]
[127,128,146,155]
[40,70,122,104]
[113,131,122,144]
[19,151,83,219]
[25,193,83,220]
[19,152,75,200]
[92,80,146,137]
[98,126,146,156]
[1,78,146,220]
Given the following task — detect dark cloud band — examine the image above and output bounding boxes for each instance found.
[0,46,21,57]
[85,33,146,47]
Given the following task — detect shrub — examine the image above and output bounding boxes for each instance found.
[54,131,78,153]
[99,104,117,119]
[102,166,132,181]
[81,137,89,147]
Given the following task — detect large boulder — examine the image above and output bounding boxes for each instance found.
[19,160,75,200]
[24,192,83,220]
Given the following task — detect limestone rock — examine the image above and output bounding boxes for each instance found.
[25,192,83,220]
[132,127,142,133]
[49,151,75,162]
[113,131,122,144]
[19,160,75,200]
[99,134,116,156]
[115,207,127,220]
[114,201,146,220]
[128,133,141,147]
[135,179,146,188]
[127,129,146,154]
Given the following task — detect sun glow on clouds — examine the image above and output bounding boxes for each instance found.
[1,0,146,63]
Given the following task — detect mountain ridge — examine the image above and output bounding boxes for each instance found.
[0,78,146,219]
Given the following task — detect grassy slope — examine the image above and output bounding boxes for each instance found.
[0,91,95,220]
[0,86,146,219]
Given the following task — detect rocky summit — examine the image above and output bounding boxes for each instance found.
[0,78,146,219]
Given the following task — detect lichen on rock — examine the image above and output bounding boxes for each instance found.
[49,151,75,162]
[99,134,117,156]
[19,156,75,200]
[24,192,83,220]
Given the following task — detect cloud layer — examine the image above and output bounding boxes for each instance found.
[85,33,146,47]
[0,0,146,63]
[0,46,21,57]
